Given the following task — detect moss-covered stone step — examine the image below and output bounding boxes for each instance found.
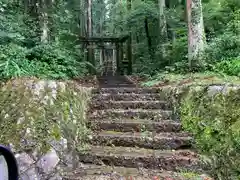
[63,165,210,180]
[90,100,171,110]
[89,109,173,120]
[92,93,164,101]
[92,87,161,94]
[89,119,182,133]
[90,131,193,150]
[78,146,201,172]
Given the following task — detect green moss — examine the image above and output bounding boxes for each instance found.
[0,78,92,153]
[152,85,239,179]
[180,87,240,179]
[180,172,199,179]
[141,72,240,87]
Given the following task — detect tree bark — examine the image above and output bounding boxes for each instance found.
[159,0,167,42]
[48,0,55,41]
[87,0,95,74]
[24,0,29,13]
[158,0,168,57]
[127,0,132,75]
[80,0,86,37]
[96,0,105,74]
[187,0,205,71]
[87,0,92,38]
[144,18,153,60]
[39,0,49,43]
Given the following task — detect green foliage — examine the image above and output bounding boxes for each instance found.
[203,1,240,69]
[203,0,240,36]
[164,34,188,73]
[27,43,87,79]
[0,79,91,153]
[213,58,240,76]
[0,0,89,79]
[127,0,158,25]
[181,87,240,179]
[205,33,240,63]
[142,72,240,87]
[132,43,158,76]
[1,0,240,77]
[0,44,28,78]
[0,43,87,79]
[142,0,240,75]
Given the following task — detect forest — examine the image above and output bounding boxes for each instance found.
[0,0,240,179]
[0,0,239,80]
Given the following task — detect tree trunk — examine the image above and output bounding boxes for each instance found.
[24,0,29,13]
[158,0,168,57]
[144,18,153,60]
[78,0,86,50]
[48,0,55,41]
[127,0,132,75]
[39,0,49,43]
[96,0,104,75]
[87,0,95,74]
[80,0,86,37]
[159,0,167,42]
[113,48,117,75]
[187,0,205,71]
[87,0,92,38]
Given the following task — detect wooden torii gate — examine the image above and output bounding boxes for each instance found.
[78,35,132,76]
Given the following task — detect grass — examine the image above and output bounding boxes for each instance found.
[141,72,240,87]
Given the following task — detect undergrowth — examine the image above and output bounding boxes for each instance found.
[0,43,88,80]
[141,72,240,87]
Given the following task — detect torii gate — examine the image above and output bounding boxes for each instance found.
[78,35,132,76]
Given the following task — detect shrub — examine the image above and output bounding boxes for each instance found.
[0,43,29,78]
[0,43,87,80]
[27,43,88,79]
[205,33,240,63]
[213,58,240,77]
[204,8,240,64]
[181,87,240,179]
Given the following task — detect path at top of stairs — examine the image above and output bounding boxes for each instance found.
[65,76,209,180]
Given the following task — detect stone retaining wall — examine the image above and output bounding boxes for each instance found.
[0,79,92,180]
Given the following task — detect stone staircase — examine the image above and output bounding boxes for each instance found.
[67,76,204,179]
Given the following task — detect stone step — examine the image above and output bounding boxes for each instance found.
[90,100,171,110]
[98,79,133,84]
[97,75,132,81]
[92,93,164,101]
[78,146,201,172]
[97,76,135,88]
[89,119,182,133]
[90,131,193,150]
[92,88,162,94]
[89,109,173,121]
[63,165,208,180]
[99,84,136,88]
[99,83,134,86]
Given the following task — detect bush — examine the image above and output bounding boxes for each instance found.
[181,87,240,179]
[204,7,240,64]
[161,29,190,74]
[0,43,87,80]
[27,43,88,79]
[205,33,240,63]
[213,58,240,76]
[0,43,28,78]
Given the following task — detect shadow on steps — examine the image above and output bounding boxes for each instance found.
[97,75,136,88]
